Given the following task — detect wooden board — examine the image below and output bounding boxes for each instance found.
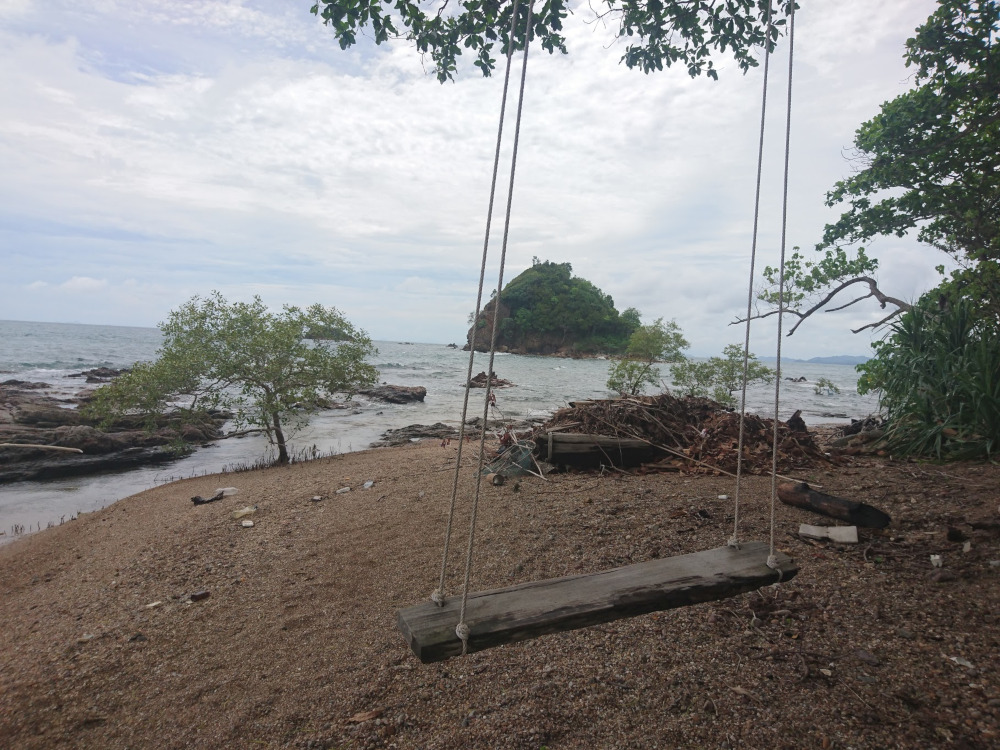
[398,541,797,663]
[535,431,660,468]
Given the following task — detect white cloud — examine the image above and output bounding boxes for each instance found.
[60,276,109,291]
[0,0,946,357]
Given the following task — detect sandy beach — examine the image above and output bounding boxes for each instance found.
[1,438,998,749]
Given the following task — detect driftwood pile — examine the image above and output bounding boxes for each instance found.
[535,394,829,474]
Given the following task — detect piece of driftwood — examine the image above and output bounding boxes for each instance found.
[778,482,890,528]
[798,524,859,544]
[397,541,798,663]
[536,431,660,468]
[0,443,84,453]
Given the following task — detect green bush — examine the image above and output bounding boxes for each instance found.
[857,296,999,459]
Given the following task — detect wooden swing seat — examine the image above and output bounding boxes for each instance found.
[398,541,797,663]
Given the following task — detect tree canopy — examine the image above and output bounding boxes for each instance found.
[755,0,1000,333]
[310,0,792,82]
[606,318,688,394]
[468,259,641,354]
[669,343,773,407]
[88,293,378,465]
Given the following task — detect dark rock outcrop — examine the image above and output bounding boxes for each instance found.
[467,371,513,388]
[371,422,461,447]
[0,381,224,483]
[359,385,428,404]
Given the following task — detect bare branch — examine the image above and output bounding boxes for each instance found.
[851,309,905,334]
[734,276,912,337]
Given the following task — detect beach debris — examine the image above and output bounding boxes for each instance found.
[310,495,324,502]
[214,487,239,496]
[191,490,225,505]
[144,601,163,610]
[128,633,148,643]
[189,590,211,602]
[930,555,943,568]
[483,440,538,479]
[336,486,351,495]
[535,394,828,474]
[241,520,254,528]
[231,506,258,520]
[778,482,891,528]
[798,524,859,544]
[363,480,375,489]
[347,708,384,724]
[486,472,505,486]
[948,655,974,668]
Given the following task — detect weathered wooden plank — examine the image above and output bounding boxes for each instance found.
[778,482,891,528]
[397,541,797,663]
[536,431,660,468]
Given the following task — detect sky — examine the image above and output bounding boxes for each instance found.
[0,0,945,357]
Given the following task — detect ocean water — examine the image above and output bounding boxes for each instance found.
[0,320,879,537]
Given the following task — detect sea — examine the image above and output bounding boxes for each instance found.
[0,319,879,539]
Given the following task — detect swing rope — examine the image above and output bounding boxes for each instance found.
[456,0,535,654]
[732,0,796,576]
[424,0,797,657]
[433,0,525,608]
[730,0,774,550]
[768,0,796,573]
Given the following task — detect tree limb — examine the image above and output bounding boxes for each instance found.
[736,276,912,336]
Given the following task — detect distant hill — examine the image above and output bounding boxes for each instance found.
[465,260,638,356]
[761,355,870,365]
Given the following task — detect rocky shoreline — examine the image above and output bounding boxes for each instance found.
[0,375,225,484]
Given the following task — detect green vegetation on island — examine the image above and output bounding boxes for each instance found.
[465,259,642,356]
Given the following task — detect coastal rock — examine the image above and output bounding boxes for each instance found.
[67,367,130,382]
[0,381,224,483]
[1,379,52,390]
[467,371,513,388]
[371,422,462,447]
[12,403,84,427]
[0,446,186,483]
[359,384,428,404]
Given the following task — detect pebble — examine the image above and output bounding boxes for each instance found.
[336,487,351,495]
[190,590,211,602]
[896,627,916,640]
[363,480,375,489]
[241,520,254,528]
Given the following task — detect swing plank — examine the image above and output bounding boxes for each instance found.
[397,541,797,663]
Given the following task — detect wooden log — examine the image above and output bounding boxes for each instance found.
[397,541,797,663]
[778,482,891,528]
[536,431,660,468]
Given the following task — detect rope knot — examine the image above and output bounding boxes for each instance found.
[766,554,784,582]
[431,589,445,606]
[456,622,471,655]
[727,535,741,549]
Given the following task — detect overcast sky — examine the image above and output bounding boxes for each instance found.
[1,0,943,357]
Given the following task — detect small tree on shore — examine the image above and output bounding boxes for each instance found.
[87,292,378,464]
[606,318,688,395]
[670,344,774,407]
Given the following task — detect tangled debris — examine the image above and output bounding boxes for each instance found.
[534,393,830,474]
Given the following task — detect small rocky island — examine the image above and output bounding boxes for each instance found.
[465,260,640,357]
